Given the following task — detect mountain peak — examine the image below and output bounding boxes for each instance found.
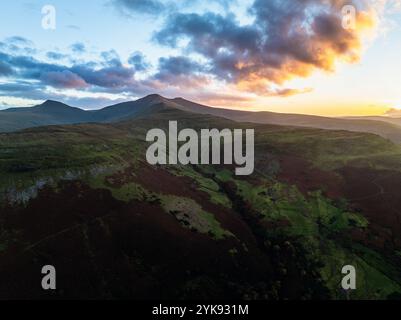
[40,100,71,108]
[140,94,167,102]
[144,93,164,99]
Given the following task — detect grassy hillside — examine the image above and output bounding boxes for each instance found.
[172,97,401,145]
[0,107,401,299]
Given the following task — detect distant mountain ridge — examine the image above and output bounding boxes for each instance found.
[2,94,401,144]
[0,100,95,132]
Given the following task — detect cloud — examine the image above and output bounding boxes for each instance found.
[66,25,81,30]
[112,0,240,17]
[40,70,88,89]
[154,0,381,95]
[0,42,150,92]
[4,54,67,81]
[0,50,137,93]
[113,0,166,15]
[70,42,86,53]
[0,60,14,76]
[5,36,33,46]
[0,0,394,108]
[384,108,401,117]
[1,39,211,96]
[46,51,68,60]
[0,81,38,94]
[71,63,136,88]
[128,52,150,71]
[0,81,130,109]
[185,91,255,106]
[262,87,314,97]
[133,56,210,91]
[0,36,36,55]
[0,81,56,102]
[152,56,208,87]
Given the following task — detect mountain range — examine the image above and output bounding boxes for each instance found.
[1,94,401,299]
[2,94,401,144]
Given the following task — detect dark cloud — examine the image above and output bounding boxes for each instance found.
[46,51,68,60]
[0,48,140,91]
[0,36,36,55]
[150,56,209,88]
[0,60,14,76]
[155,56,205,80]
[112,0,238,17]
[6,54,65,80]
[70,42,86,53]
[71,63,135,88]
[0,30,315,104]
[0,81,56,102]
[128,52,150,71]
[0,83,44,101]
[5,36,33,46]
[100,50,123,67]
[1,42,158,97]
[113,0,166,15]
[0,0,379,107]
[40,70,88,89]
[0,81,38,94]
[154,0,376,94]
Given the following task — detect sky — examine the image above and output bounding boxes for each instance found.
[0,0,400,116]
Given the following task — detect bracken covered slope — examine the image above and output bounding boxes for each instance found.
[0,106,401,299]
